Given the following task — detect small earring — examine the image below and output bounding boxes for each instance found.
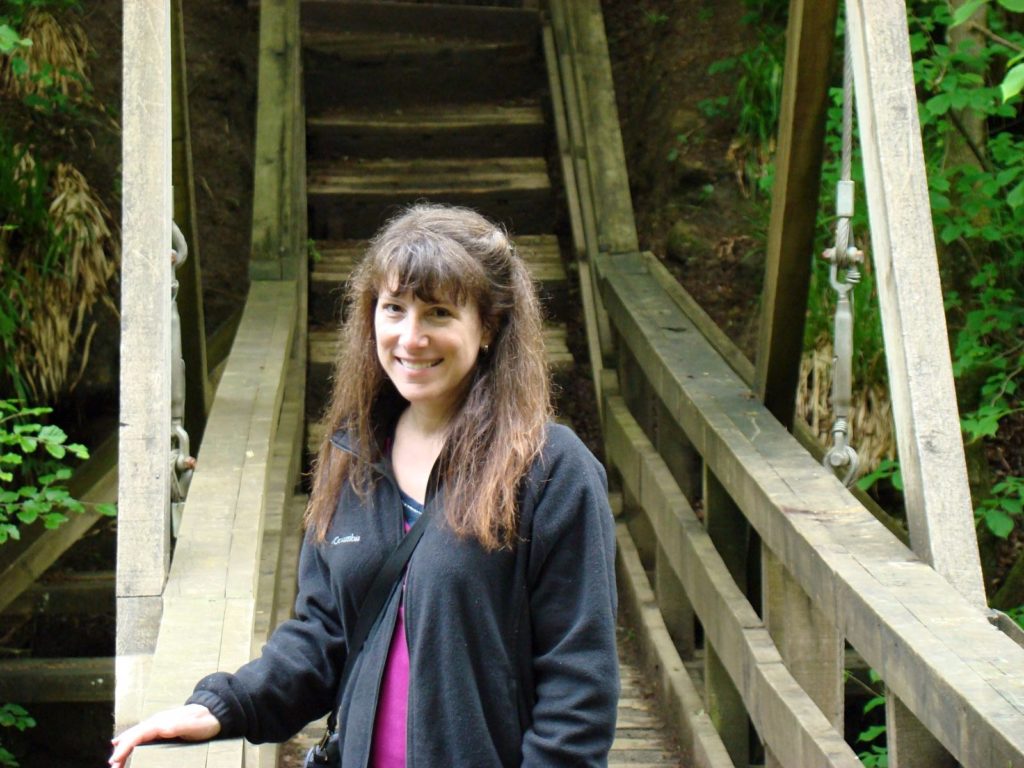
[481,344,490,354]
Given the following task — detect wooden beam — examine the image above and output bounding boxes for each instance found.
[0,658,114,703]
[847,0,984,607]
[250,0,303,280]
[615,526,734,768]
[754,0,839,426]
[596,251,1024,767]
[605,396,860,767]
[117,0,173,731]
[2,572,114,618]
[130,282,298,768]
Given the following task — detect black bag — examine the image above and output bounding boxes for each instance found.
[302,499,435,768]
[304,730,340,768]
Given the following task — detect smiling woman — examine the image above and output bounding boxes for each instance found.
[110,204,619,768]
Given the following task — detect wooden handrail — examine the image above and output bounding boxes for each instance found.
[546,1,1024,765]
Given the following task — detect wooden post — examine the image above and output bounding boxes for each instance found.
[754,0,839,427]
[250,0,302,281]
[170,0,210,446]
[847,1,985,763]
[703,467,750,767]
[117,0,173,733]
[753,5,846,765]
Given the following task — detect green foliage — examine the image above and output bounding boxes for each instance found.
[0,399,115,545]
[857,670,888,767]
[0,703,34,767]
[698,0,787,196]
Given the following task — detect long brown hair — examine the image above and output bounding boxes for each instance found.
[305,204,552,550]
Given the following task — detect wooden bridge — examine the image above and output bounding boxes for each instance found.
[3,0,1024,766]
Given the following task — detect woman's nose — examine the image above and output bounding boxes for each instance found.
[399,315,427,347]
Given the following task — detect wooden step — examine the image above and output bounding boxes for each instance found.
[306,102,546,159]
[0,657,113,703]
[307,157,554,239]
[301,1,539,43]
[308,234,567,325]
[303,31,540,109]
[305,323,572,427]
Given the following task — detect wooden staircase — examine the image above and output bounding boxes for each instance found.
[293,1,686,765]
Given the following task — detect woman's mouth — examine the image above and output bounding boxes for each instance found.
[398,358,441,371]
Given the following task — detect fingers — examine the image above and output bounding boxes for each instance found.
[109,704,221,767]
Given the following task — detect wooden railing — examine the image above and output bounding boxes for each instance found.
[545,1,1024,767]
[118,1,307,766]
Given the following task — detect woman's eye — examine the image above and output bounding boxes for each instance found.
[431,307,452,318]
[381,302,403,315]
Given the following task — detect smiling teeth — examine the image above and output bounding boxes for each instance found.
[400,359,439,370]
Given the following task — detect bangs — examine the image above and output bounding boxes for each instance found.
[369,231,487,305]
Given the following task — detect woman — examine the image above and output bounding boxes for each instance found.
[110,204,619,767]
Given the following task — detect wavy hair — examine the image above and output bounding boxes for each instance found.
[305,204,552,550]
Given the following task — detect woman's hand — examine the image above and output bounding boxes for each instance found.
[109,703,221,768]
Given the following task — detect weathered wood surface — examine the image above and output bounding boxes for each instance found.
[616,526,733,768]
[754,0,839,426]
[117,0,173,733]
[0,657,114,703]
[549,0,637,256]
[847,0,984,607]
[644,251,909,543]
[129,281,299,768]
[301,0,539,41]
[2,571,114,617]
[597,251,1024,767]
[750,4,846,752]
[306,102,545,160]
[251,0,304,280]
[309,234,567,323]
[606,396,861,767]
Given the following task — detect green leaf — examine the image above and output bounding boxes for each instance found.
[96,502,117,517]
[0,452,22,465]
[54,467,72,481]
[858,724,887,743]
[66,442,88,459]
[1001,63,1024,103]
[863,695,886,714]
[1006,180,1024,209]
[951,0,987,27]
[997,0,1024,11]
[44,442,66,459]
[984,507,1015,538]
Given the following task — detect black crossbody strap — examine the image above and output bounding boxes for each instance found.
[325,501,434,734]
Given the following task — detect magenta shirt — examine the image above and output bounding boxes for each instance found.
[371,495,419,768]
[370,600,411,768]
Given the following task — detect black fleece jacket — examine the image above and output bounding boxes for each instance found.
[187,423,619,767]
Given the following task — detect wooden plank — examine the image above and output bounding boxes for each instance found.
[847,0,984,606]
[753,0,839,427]
[615,529,734,768]
[606,397,860,766]
[0,657,114,703]
[595,252,1024,767]
[558,0,638,255]
[2,571,114,617]
[300,0,539,41]
[129,279,296,768]
[750,3,846,737]
[117,0,173,733]
[250,0,303,280]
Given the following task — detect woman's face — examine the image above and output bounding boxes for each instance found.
[374,287,490,420]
